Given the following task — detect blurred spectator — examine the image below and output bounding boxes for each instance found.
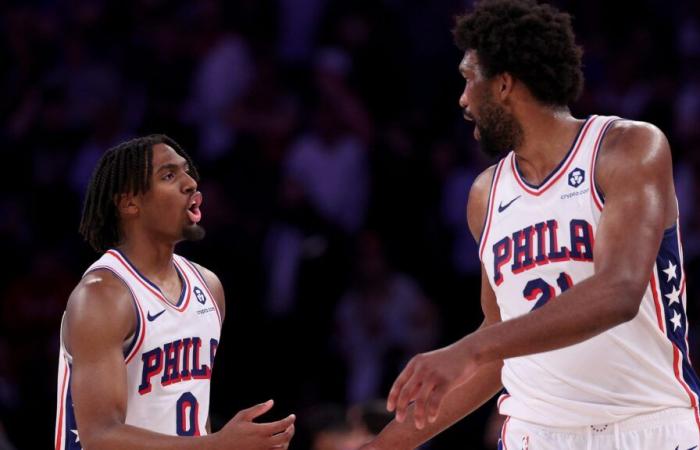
[335,232,439,403]
[0,420,15,450]
[0,1,699,448]
[183,1,253,160]
[284,98,370,234]
[347,399,394,437]
[302,403,373,450]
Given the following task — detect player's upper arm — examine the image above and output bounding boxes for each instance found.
[192,263,226,322]
[593,120,677,317]
[63,269,136,445]
[466,164,501,327]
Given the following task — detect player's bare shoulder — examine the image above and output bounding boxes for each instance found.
[63,268,137,353]
[595,119,676,221]
[596,120,673,185]
[189,262,226,319]
[467,164,498,242]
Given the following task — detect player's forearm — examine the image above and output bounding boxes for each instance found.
[81,423,220,450]
[371,360,503,450]
[463,273,641,365]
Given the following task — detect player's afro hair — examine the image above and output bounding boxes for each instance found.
[453,0,583,107]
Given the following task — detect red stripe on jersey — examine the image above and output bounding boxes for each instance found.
[652,266,699,413]
[500,416,510,450]
[497,393,510,409]
[589,118,618,211]
[89,265,148,364]
[107,250,189,312]
[650,272,666,332]
[172,258,192,312]
[125,291,147,365]
[511,117,595,196]
[181,258,222,326]
[55,360,69,450]
[479,160,506,261]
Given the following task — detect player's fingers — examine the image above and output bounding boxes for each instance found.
[426,382,449,425]
[394,373,423,423]
[387,361,416,412]
[235,399,274,422]
[269,423,295,446]
[412,379,436,430]
[256,414,296,435]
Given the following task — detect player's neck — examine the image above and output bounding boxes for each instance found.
[513,108,583,186]
[117,237,177,281]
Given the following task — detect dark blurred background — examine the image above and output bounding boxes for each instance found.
[1,0,699,449]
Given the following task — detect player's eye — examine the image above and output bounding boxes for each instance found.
[162,172,175,181]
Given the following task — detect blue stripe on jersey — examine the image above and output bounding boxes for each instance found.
[514,115,592,190]
[656,224,700,400]
[478,160,502,248]
[63,365,82,450]
[590,118,621,206]
[123,292,141,358]
[111,248,188,307]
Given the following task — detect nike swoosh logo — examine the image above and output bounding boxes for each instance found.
[147,309,166,321]
[676,446,698,450]
[498,195,521,213]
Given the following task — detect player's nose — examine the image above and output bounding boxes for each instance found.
[459,91,468,109]
[182,172,198,194]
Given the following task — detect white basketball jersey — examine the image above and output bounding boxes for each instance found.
[55,250,222,449]
[479,115,699,427]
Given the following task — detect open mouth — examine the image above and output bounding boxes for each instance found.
[186,192,203,224]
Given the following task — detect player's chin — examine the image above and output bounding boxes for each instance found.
[182,223,206,242]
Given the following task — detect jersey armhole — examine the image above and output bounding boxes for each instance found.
[84,266,146,362]
[478,159,506,259]
[590,118,622,211]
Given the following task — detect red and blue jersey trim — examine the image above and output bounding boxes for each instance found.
[479,159,506,260]
[86,265,147,364]
[180,257,223,327]
[55,358,81,450]
[589,117,620,211]
[511,116,594,196]
[649,221,700,436]
[106,249,192,312]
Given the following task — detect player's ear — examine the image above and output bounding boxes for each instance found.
[498,72,515,101]
[115,193,140,217]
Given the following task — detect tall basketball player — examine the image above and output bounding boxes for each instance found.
[55,135,295,449]
[362,1,699,449]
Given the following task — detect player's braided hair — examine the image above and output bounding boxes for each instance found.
[453,0,583,107]
[79,134,199,253]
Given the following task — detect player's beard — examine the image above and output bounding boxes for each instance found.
[476,91,524,158]
[183,224,206,242]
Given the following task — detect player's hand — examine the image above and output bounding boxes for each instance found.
[216,400,295,449]
[387,343,477,430]
[357,443,379,450]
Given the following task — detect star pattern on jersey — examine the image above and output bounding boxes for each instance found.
[663,260,678,282]
[661,257,685,336]
[670,310,683,331]
[665,284,681,306]
[71,429,80,443]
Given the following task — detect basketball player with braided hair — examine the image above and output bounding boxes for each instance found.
[55,135,295,449]
[363,1,699,449]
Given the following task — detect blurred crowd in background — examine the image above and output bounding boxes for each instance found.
[1,0,699,448]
